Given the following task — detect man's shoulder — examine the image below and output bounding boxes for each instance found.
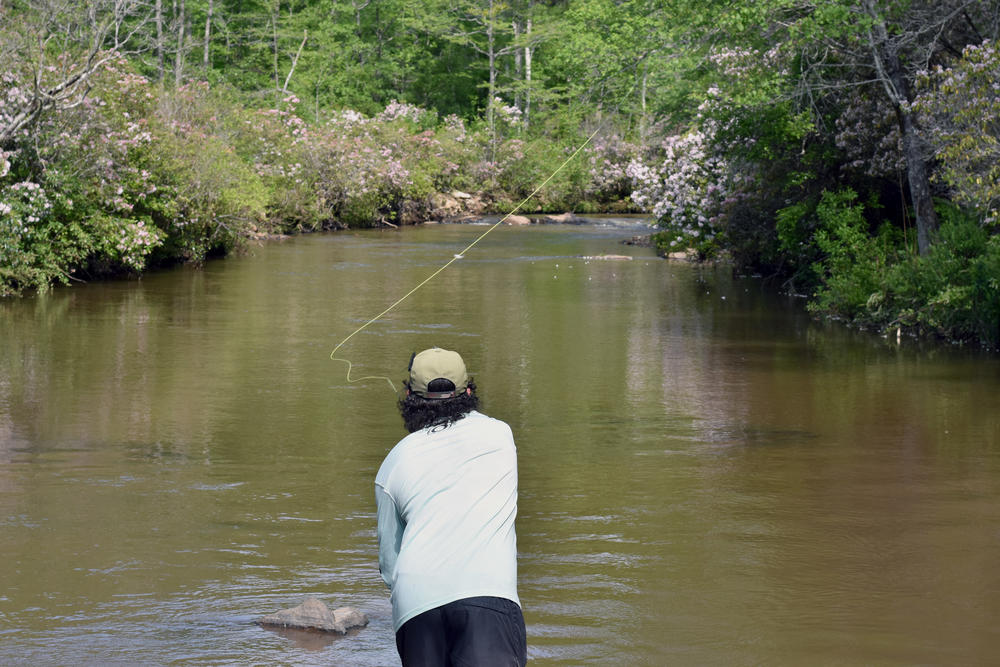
[376,412,515,486]
[377,432,418,485]
[461,410,513,434]
[465,410,508,426]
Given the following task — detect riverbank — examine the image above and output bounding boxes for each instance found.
[3,67,997,349]
[1,68,641,298]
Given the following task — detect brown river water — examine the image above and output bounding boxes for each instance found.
[2,219,999,665]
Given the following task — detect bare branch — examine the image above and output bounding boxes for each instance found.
[282,29,308,93]
[0,0,153,145]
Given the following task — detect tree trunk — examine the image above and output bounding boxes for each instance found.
[174,0,185,85]
[272,1,279,91]
[864,0,938,254]
[524,18,531,130]
[513,20,522,111]
[486,0,496,164]
[203,0,213,68]
[894,76,937,255]
[639,59,648,140]
[155,0,164,80]
[282,30,308,93]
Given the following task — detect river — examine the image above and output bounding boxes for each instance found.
[2,219,999,665]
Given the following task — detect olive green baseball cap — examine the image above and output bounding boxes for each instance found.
[408,347,469,398]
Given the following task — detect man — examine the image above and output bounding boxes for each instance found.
[375,347,527,667]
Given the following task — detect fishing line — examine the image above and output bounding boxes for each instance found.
[329,125,603,393]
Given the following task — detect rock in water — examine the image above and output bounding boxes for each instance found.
[333,606,368,631]
[543,212,582,224]
[257,597,368,634]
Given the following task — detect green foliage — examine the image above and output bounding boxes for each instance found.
[914,41,1000,224]
[807,188,895,319]
[803,197,1000,347]
[883,204,1000,347]
[0,180,92,295]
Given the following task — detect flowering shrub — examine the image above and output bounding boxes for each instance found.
[705,44,788,108]
[0,181,59,291]
[1,60,160,292]
[492,97,522,130]
[584,133,640,202]
[626,128,729,255]
[835,91,905,178]
[915,40,1000,224]
[2,53,652,295]
[377,100,433,127]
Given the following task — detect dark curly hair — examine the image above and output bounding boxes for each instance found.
[398,378,479,432]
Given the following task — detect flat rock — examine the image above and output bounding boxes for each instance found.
[504,214,531,225]
[257,597,368,634]
[430,193,461,219]
[543,212,582,224]
[622,235,653,247]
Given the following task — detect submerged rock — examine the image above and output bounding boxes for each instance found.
[542,212,581,224]
[622,234,653,247]
[257,597,368,634]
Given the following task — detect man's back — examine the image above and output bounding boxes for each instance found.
[375,410,519,632]
[376,347,526,667]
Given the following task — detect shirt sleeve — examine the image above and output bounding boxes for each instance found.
[375,483,404,590]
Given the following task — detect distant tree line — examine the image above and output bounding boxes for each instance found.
[3,0,1000,347]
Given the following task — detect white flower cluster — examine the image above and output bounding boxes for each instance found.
[626,129,729,247]
[1,181,53,271]
[334,109,368,127]
[443,114,466,142]
[585,135,639,199]
[114,219,163,270]
[378,100,429,124]
[492,97,522,128]
[4,181,52,226]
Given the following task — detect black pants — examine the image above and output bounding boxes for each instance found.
[395,596,527,667]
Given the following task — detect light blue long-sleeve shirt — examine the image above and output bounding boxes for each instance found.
[375,410,520,632]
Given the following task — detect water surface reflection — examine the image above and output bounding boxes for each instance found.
[2,223,999,665]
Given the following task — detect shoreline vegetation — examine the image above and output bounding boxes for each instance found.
[3,2,1000,349]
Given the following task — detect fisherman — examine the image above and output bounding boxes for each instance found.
[375,347,526,666]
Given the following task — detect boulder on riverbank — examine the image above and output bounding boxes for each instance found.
[541,212,582,224]
[399,200,424,225]
[429,191,488,222]
[257,597,368,634]
[666,249,699,261]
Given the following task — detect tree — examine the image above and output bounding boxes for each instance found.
[202,0,214,69]
[174,0,186,84]
[0,0,153,146]
[155,0,165,79]
[915,40,1000,224]
[774,0,992,254]
[409,0,521,154]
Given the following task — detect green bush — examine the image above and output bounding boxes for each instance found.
[805,188,897,319]
[801,194,1000,347]
[884,204,1000,346]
